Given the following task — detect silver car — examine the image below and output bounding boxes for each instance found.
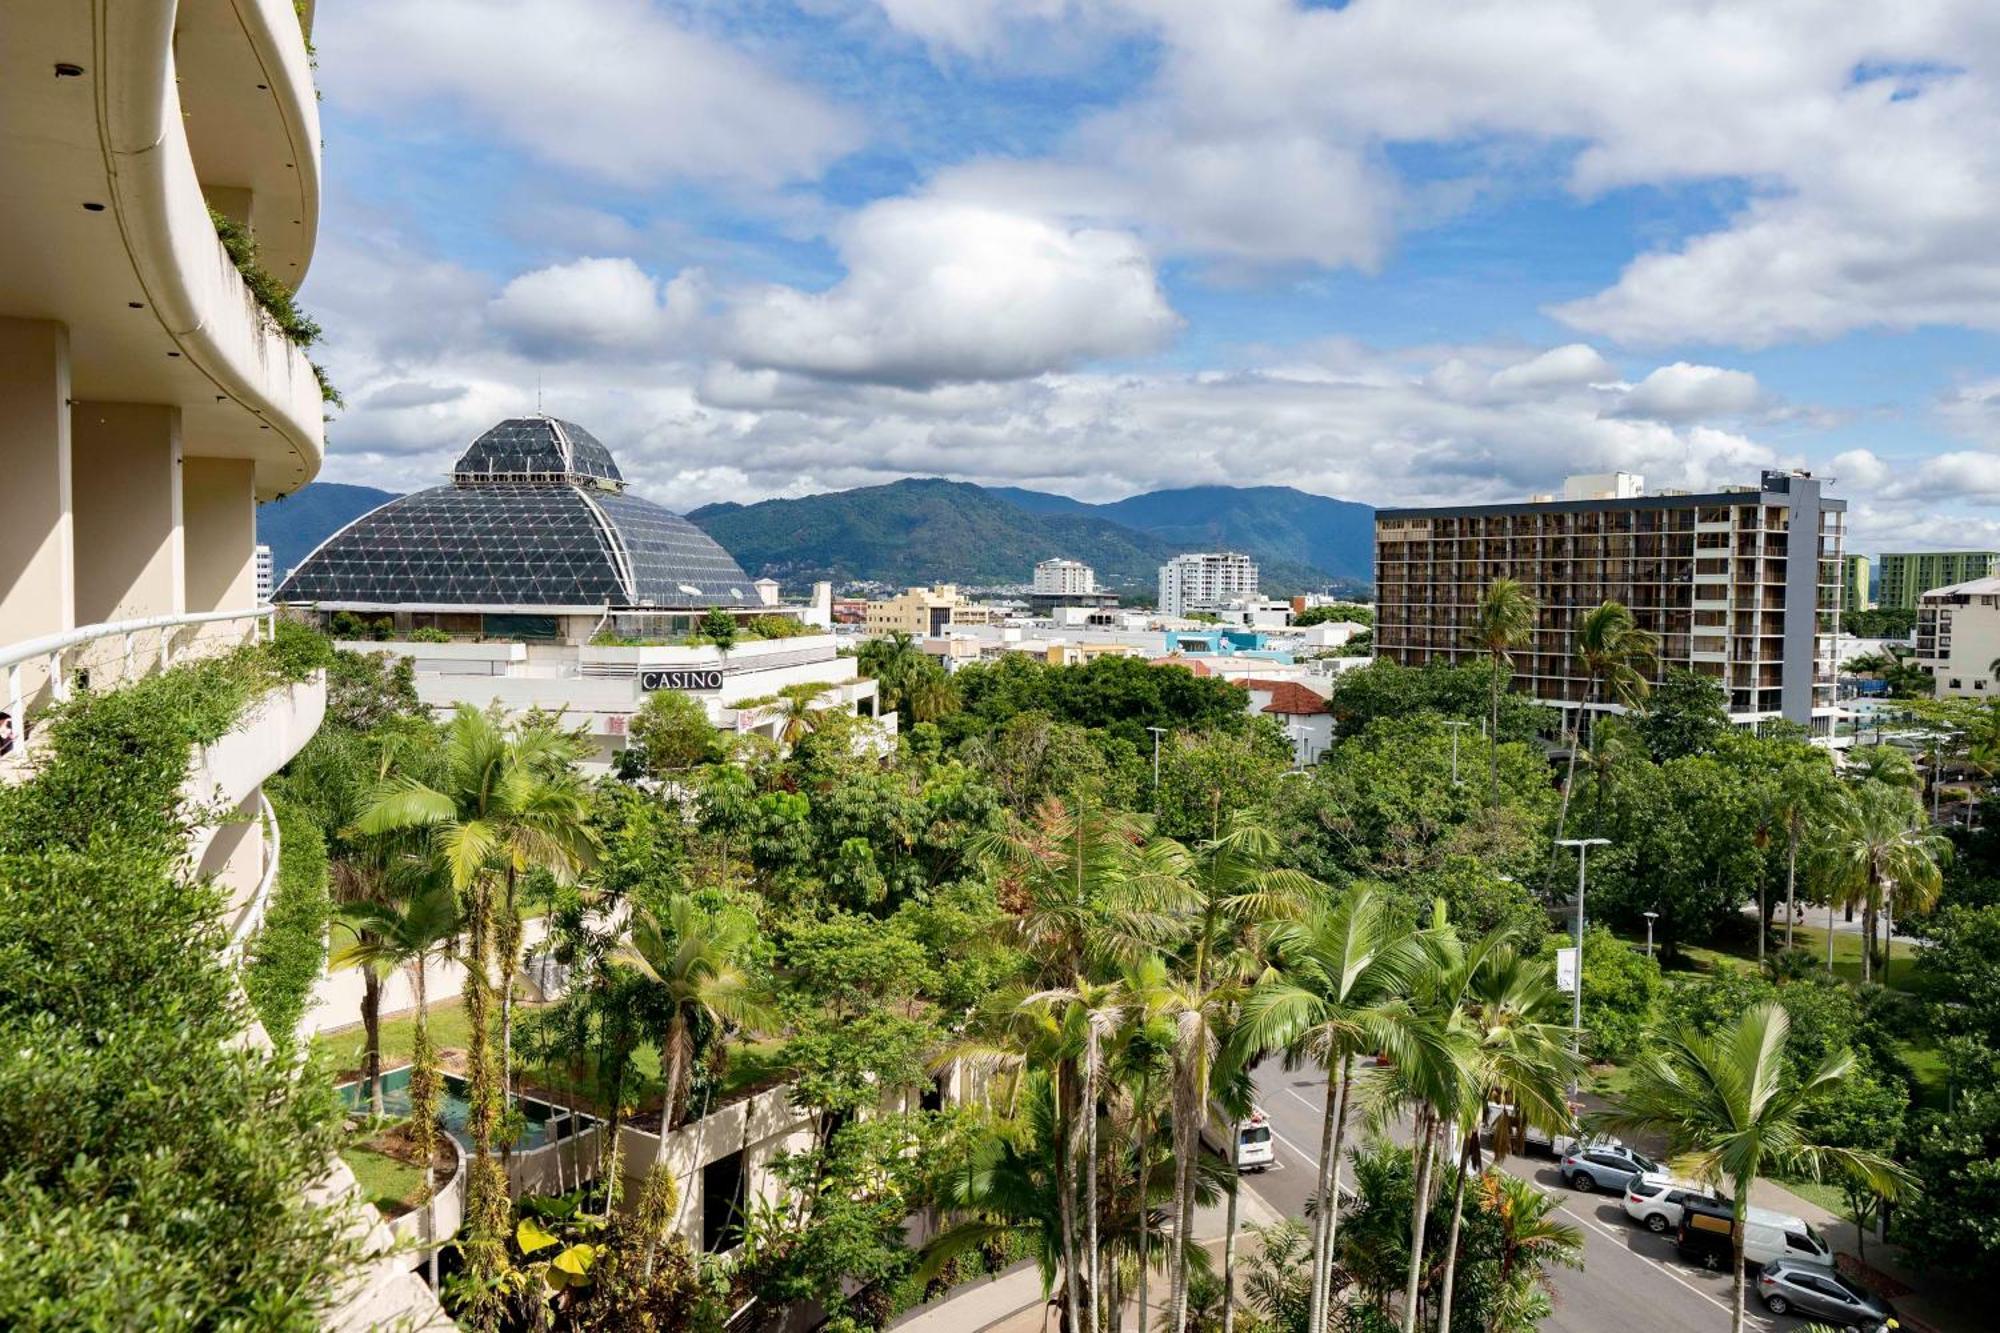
[1560,1142,1660,1194]
[1756,1260,1896,1329]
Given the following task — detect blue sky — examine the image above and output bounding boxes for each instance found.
[303,1,2000,553]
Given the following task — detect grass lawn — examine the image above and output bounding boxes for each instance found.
[1632,925,1933,996]
[1893,1037,1949,1111]
[343,1141,427,1215]
[316,997,791,1112]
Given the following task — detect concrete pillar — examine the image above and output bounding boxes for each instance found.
[183,456,256,613]
[71,403,184,625]
[0,319,75,649]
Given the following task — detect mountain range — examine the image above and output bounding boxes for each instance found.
[258,476,1374,594]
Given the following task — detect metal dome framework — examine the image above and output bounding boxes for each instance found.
[275,417,755,611]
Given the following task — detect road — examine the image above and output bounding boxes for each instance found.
[1246,1061,1810,1333]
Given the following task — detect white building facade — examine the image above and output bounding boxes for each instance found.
[1034,558,1097,596]
[1158,551,1259,618]
[255,544,274,602]
[1915,576,2000,698]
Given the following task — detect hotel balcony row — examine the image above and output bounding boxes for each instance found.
[2,0,326,720]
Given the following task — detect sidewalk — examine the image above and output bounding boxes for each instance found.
[896,1181,1285,1333]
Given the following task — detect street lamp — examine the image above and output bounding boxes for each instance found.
[1556,837,1610,1095]
[1642,910,1658,959]
[1147,725,1168,800]
[1443,718,1471,786]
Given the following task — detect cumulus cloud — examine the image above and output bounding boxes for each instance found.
[1614,363,1766,420]
[866,1,2000,346]
[722,199,1179,386]
[320,0,859,189]
[1487,344,1615,395]
[489,258,705,359]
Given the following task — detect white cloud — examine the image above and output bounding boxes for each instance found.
[866,1,2000,345]
[1615,363,1766,420]
[320,0,860,189]
[722,198,1179,386]
[1487,344,1615,395]
[489,258,704,358]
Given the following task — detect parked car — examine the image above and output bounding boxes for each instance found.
[1622,1173,1726,1233]
[1756,1259,1897,1329]
[1560,1142,1660,1193]
[1676,1199,1836,1272]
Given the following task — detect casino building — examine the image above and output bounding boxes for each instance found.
[277,415,884,769]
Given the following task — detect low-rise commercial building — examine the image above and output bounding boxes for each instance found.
[1376,471,1845,732]
[863,584,996,636]
[1915,576,2000,698]
[1878,551,1999,612]
[1158,551,1259,618]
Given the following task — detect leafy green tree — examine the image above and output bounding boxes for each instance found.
[1541,925,1660,1064]
[1551,600,1659,848]
[625,688,721,777]
[1597,1002,1907,1333]
[1153,726,1293,840]
[1897,1083,2000,1273]
[1464,578,1539,810]
[1295,604,1373,628]
[1918,903,2000,1046]
[1635,668,1729,760]
[698,607,738,652]
[1321,659,1543,745]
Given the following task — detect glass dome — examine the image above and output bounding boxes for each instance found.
[275,417,754,609]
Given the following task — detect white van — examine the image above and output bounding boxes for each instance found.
[1202,1107,1276,1171]
[1679,1199,1834,1271]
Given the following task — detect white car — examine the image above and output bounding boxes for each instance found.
[1201,1106,1275,1171]
[1622,1172,1725,1234]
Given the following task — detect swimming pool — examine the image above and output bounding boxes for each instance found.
[338,1065,597,1153]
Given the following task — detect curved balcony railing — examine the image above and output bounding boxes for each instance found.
[1,607,274,763]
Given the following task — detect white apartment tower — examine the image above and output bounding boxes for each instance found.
[1158,552,1260,618]
[255,544,274,602]
[1034,558,1096,596]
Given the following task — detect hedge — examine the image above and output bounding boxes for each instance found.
[244,793,333,1053]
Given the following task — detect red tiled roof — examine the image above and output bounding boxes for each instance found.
[1253,681,1331,715]
[1150,654,1215,676]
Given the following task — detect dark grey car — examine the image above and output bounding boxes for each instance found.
[1560,1142,1659,1194]
[1756,1260,1896,1329]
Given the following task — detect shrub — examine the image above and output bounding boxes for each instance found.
[244,794,332,1052]
[270,616,335,681]
[408,625,452,643]
[1544,925,1660,1064]
[0,645,355,1325]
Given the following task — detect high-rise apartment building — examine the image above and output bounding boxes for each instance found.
[1159,552,1259,619]
[1375,471,1844,730]
[1841,554,1871,615]
[1876,552,2000,612]
[1034,558,1096,596]
[255,544,275,603]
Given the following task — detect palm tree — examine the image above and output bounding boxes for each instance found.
[1552,601,1658,848]
[1818,781,1948,982]
[1022,976,1125,1333]
[1112,956,1179,1333]
[1477,1171,1584,1331]
[736,680,836,748]
[357,706,596,1303]
[1235,885,1426,1333]
[1464,579,1538,810]
[615,895,770,1131]
[1844,743,1920,792]
[1766,753,1843,952]
[906,666,960,724]
[1164,971,1238,1333]
[1429,939,1578,1333]
[331,858,460,1279]
[1595,1002,1907,1333]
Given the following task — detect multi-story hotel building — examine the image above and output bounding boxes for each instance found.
[1034,557,1097,596]
[1375,472,1845,731]
[1876,551,2000,613]
[1159,551,1259,618]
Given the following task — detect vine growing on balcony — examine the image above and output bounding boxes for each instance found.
[210,207,342,407]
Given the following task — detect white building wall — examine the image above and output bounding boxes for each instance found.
[1158,552,1259,618]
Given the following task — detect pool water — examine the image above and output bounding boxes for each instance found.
[338,1065,597,1153]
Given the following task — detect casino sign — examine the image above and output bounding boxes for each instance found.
[639,668,724,692]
